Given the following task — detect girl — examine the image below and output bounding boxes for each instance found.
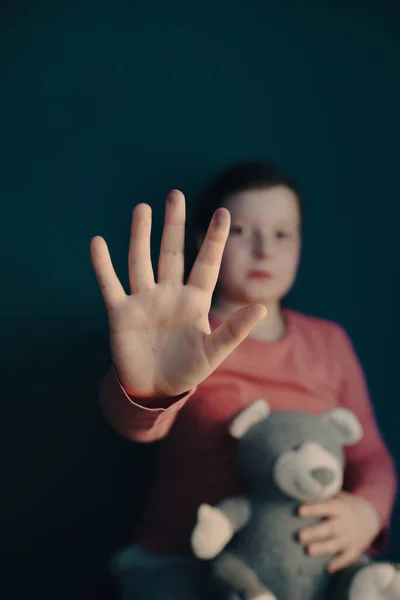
[90,162,397,599]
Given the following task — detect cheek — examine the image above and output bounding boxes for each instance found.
[220,242,249,278]
[276,245,301,276]
[217,246,250,298]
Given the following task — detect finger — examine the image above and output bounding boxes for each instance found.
[157,190,185,285]
[308,536,345,557]
[128,203,155,293]
[299,500,342,518]
[327,549,360,573]
[187,208,230,293]
[205,304,267,370]
[90,236,126,309]
[299,518,342,544]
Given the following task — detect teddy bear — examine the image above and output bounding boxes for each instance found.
[191,399,400,600]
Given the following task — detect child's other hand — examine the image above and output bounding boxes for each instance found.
[298,491,382,573]
[90,190,266,399]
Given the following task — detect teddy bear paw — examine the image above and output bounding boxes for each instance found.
[349,563,400,600]
[191,504,233,559]
[252,592,277,600]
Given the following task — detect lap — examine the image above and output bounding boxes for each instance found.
[110,544,219,600]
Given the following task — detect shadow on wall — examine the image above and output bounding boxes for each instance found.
[1,306,155,599]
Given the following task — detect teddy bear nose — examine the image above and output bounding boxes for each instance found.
[311,468,335,486]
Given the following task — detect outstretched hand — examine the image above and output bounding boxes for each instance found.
[90,190,266,398]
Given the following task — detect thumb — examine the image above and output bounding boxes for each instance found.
[205,304,267,370]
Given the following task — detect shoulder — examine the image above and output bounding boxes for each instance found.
[286,309,352,352]
[287,309,343,335]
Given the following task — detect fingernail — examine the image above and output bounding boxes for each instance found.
[214,208,229,227]
[167,190,179,204]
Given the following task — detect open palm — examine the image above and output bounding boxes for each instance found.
[90,190,266,398]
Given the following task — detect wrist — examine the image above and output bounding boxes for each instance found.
[356,495,383,537]
[112,365,167,399]
[113,365,192,406]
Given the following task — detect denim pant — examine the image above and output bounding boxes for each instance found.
[110,544,374,600]
[110,544,220,600]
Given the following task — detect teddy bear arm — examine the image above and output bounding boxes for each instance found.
[215,496,252,533]
[191,497,251,560]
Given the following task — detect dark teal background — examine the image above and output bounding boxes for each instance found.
[1,1,399,598]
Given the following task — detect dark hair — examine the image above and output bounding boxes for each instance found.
[193,161,303,237]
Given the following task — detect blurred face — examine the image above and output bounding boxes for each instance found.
[217,186,301,306]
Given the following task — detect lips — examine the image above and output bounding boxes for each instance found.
[248,270,272,280]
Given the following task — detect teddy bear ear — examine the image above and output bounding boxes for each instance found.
[321,408,363,446]
[229,399,271,439]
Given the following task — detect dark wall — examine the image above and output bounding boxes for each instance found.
[1,1,399,598]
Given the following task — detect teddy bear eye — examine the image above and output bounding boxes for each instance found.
[292,444,303,452]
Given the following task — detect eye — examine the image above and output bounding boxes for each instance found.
[230,224,250,236]
[276,230,290,240]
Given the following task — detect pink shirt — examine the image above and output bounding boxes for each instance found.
[100,310,397,554]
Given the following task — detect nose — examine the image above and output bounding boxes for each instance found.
[311,468,335,486]
[253,233,268,258]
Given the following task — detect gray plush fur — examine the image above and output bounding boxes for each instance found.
[191,400,400,600]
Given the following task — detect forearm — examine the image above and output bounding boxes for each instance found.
[345,451,397,528]
[331,325,398,553]
[99,366,193,443]
[345,450,397,553]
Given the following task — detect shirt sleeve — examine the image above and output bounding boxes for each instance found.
[99,366,194,443]
[333,325,397,554]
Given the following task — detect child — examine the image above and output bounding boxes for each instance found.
[90,162,397,600]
